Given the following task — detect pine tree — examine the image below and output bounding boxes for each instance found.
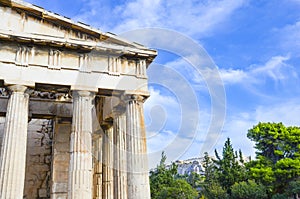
[214,138,246,194]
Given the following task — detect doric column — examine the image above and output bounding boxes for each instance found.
[102,126,114,199]
[93,134,103,199]
[68,90,94,199]
[0,85,29,199]
[113,107,127,199]
[125,94,150,199]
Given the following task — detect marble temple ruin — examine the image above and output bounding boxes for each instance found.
[0,0,157,198]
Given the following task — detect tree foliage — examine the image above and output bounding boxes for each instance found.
[231,180,267,199]
[202,182,228,199]
[202,152,216,186]
[149,122,300,199]
[214,138,247,194]
[157,179,198,199]
[247,122,300,195]
[201,138,247,198]
[150,152,198,199]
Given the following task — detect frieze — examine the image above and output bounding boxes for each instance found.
[28,89,72,101]
[0,88,8,97]
[1,41,150,79]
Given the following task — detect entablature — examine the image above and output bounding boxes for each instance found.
[0,0,157,60]
[0,0,156,94]
[0,40,151,92]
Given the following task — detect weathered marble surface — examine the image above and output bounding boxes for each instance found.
[0,85,29,199]
[0,0,155,198]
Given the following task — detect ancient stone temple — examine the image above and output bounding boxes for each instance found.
[0,0,156,198]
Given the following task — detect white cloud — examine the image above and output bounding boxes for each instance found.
[251,55,293,80]
[218,55,296,85]
[277,21,300,54]
[255,100,300,126]
[214,113,256,158]
[74,0,247,37]
[149,54,296,95]
[213,99,300,159]
[144,85,214,167]
[144,88,180,134]
[219,68,248,84]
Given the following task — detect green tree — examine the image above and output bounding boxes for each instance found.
[231,180,267,199]
[287,179,300,199]
[150,152,175,198]
[214,138,246,194]
[186,172,202,189]
[201,152,222,198]
[247,122,300,195]
[157,179,198,199]
[202,182,228,199]
[201,139,246,198]
[150,152,198,199]
[202,152,217,186]
[177,171,203,191]
[272,179,300,199]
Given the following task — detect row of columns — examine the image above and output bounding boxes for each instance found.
[0,85,150,199]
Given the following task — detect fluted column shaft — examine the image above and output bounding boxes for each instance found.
[126,95,150,199]
[93,134,103,199]
[68,90,94,199]
[102,127,114,199]
[0,85,29,199]
[113,114,127,199]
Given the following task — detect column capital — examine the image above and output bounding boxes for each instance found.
[72,90,95,98]
[7,84,27,93]
[123,94,148,103]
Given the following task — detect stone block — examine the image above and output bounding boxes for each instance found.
[53,153,69,162]
[27,138,42,147]
[29,155,40,163]
[45,155,52,164]
[53,163,69,172]
[52,182,68,193]
[28,146,51,155]
[51,193,68,199]
[53,171,68,182]
[27,131,44,139]
[53,143,70,152]
[33,164,50,172]
[54,131,70,143]
[38,188,48,197]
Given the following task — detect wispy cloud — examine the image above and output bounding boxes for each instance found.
[74,0,247,37]
[276,21,300,54]
[144,86,212,167]
[219,68,248,84]
[214,99,300,159]
[251,55,292,80]
[255,100,300,126]
[219,55,296,85]
[157,54,296,90]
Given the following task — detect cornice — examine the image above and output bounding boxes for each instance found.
[0,0,157,60]
[0,30,157,60]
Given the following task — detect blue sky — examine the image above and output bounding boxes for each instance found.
[26,0,300,167]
